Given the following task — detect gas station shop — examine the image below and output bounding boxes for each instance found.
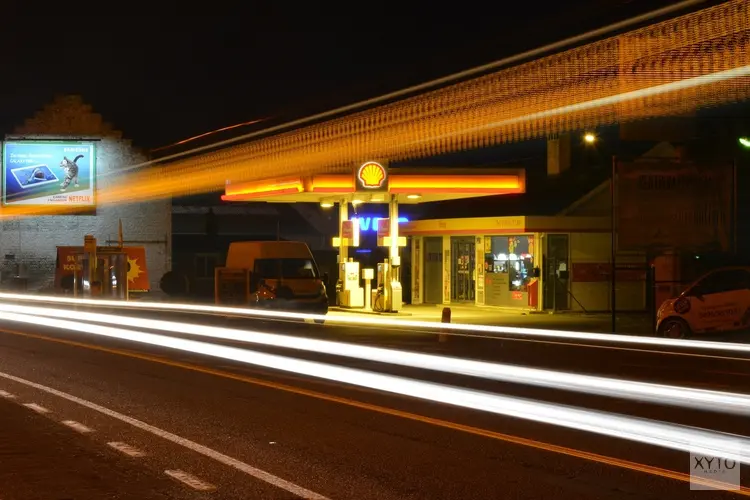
[402,215,645,312]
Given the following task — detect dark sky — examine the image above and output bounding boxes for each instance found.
[1,1,690,150]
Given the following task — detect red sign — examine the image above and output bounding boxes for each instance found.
[55,246,150,292]
[341,220,354,239]
[377,218,390,238]
[571,263,646,282]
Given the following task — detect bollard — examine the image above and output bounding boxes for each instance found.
[439,307,451,343]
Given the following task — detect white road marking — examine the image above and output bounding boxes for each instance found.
[62,420,94,433]
[165,469,216,491]
[0,371,329,500]
[0,389,16,398]
[23,403,50,414]
[108,441,146,457]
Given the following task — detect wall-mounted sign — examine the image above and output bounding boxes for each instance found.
[355,161,388,192]
[352,216,408,232]
[2,141,96,209]
[616,161,733,251]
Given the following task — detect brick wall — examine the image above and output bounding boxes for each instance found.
[0,95,171,292]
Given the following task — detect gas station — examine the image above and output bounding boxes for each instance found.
[221,162,525,312]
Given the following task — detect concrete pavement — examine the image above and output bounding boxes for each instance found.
[331,303,654,335]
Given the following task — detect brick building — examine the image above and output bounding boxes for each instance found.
[0,95,171,292]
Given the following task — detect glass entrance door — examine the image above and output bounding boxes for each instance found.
[543,234,570,310]
[451,237,475,302]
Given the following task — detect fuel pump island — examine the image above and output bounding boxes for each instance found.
[221,161,525,314]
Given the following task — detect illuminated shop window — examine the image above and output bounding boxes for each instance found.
[484,235,535,292]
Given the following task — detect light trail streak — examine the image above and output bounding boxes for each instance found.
[149,118,268,153]
[109,0,711,172]
[1,301,749,417]
[1,1,747,218]
[2,292,750,355]
[0,309,749,466]
[419,64,750,148]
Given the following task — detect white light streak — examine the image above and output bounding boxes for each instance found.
[0,309,749,464]
[1,292,749,354]
[0,302,749,416]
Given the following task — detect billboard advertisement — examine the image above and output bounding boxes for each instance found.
[616,161,734,251]
[2,141,96,208]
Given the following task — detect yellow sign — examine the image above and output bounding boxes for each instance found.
[356,161,387,191]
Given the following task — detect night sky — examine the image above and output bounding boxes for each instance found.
[1,1,683,151]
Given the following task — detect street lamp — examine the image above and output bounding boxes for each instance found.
[740,136,750,148]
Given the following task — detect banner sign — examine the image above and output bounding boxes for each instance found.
[3,141,96,208]
[55,246,150,292]
[616,161,733,251]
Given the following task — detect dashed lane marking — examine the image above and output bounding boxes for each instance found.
[0,370,329,500]
[0,390,16,399]
[108,441,147,457]
[164,469,216,492]
[23,403,50,414]
[62,420,94,433]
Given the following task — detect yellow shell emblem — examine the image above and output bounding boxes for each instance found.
[358,162,386,188]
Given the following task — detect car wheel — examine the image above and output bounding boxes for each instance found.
[659,317,691,339]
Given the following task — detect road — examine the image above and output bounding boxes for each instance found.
[0,303,748,498]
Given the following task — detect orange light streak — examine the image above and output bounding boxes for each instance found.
[150,118,268,153]
[0,1,748,217]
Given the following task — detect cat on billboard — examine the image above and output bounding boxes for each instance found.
[2,141,96,207]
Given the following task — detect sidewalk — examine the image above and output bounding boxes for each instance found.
[329,304,653,335]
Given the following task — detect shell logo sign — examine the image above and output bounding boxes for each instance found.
[357,161,387,190]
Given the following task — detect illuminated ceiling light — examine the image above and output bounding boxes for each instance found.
[406,194,422,200]
[320,200,334,208]
[740,137,750,148]
[351,199,364,206]
[583,132,597,144]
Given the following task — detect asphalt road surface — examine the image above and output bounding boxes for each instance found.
[0,305,748,499]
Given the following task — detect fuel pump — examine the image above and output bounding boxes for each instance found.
[72,234,129,299]
[375,258,402,312]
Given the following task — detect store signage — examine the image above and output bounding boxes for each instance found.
[2,140,96,209]
[355,161,388,192]
[353,216,408,232]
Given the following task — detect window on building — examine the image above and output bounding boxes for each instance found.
[484,235,535,292]
[195,254,219,279]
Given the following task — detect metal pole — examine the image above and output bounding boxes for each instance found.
[611,156,617,333]
[552,258,557,313]
[733,159,738,254]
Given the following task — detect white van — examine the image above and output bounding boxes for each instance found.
[215,241,328,315]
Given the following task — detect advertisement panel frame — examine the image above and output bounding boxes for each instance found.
[2,139,97,213]
[615,159,735,252]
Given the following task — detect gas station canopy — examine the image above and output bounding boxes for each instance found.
[222,167,525,204]
[219,163,526,314]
